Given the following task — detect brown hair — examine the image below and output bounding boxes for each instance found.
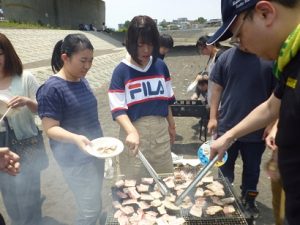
[125,15,160,65]
[0,33,23,76]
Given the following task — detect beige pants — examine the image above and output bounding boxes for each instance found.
[271,179,285,225]
[119,116,173,179]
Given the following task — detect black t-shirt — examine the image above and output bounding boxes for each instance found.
[210,47,275,142]
[274,51,300,148]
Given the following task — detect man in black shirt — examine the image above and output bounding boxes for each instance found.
[207,0,300,224]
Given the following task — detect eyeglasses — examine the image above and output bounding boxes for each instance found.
[230,10,252,46]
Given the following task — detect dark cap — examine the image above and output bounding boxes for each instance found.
[207,0,259,45]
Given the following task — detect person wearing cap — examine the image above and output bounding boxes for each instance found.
[207,1,300,225]
[207,45,275,218]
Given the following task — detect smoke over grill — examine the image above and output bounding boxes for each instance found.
[105,166,249,225]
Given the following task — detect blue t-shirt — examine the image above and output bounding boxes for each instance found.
[210,47,276,142]
[108,57,175,121]
[37,76,102,166]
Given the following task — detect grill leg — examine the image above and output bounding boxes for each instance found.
[199,119,203,140]
[203,118,208,141]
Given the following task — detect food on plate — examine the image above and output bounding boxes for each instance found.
[96,144,117,154]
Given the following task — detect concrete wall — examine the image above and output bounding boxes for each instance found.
[2,0,105,29]
[161,27,219,46]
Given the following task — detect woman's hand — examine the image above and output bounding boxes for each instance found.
[168,125,176,144]
[8,96,30,109]
[126,130,139,156]
[0,147,20,176]
[73,135,91,153]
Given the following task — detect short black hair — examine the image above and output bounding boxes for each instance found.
[196,35,221,48]
[198,79,208,85]
[159,34,174,49]
[125,15,159,65]
[196,35,209,48]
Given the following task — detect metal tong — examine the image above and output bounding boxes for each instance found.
[175,155,218,206]
[137,150,170,196]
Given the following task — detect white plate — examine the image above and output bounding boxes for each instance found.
[85,137,124,158]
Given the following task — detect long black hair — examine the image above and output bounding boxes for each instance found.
[51,33,94,73]
[125,15,160,65]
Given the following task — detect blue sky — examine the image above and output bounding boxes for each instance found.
[104,0,221,29]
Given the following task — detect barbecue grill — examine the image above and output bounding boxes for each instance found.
[105,168,249,225]
[105,214,248,225]
[170,100,209,141]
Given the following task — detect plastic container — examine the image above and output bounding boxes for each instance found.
[104,158,114,179]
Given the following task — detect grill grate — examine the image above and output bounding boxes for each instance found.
[107,169,248,225]
[105,215,248,225]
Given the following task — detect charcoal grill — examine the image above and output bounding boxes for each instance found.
[170,100,209,141]
[105,169,249,225]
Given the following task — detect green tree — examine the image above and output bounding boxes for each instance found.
[124,20,130,29]
[159,19,168,28]
[197,17,207,24]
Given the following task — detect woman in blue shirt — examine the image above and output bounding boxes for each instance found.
[37,33,104,225]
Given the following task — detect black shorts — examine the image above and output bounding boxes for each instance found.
[0,213,6,225]
[278,147,300,225]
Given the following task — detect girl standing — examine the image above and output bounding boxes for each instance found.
[0,33,44,225]
[37,33,104,225]
[108,15,176,179]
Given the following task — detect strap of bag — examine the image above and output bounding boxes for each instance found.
[3,117,10,146]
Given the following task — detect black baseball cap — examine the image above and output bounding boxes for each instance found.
[207,0,259,45]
